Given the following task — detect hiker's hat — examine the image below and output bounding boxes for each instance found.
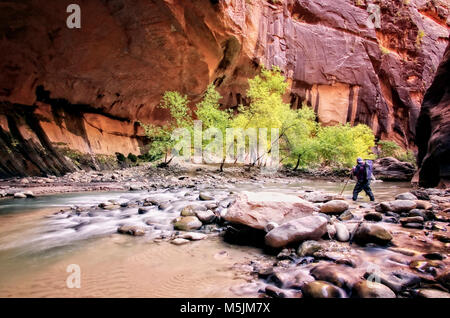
[357,157,364,164]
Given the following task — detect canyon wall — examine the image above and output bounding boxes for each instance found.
[0,0,449,177]
[416,42,450,188]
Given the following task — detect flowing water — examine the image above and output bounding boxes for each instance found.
[0,180,414,297]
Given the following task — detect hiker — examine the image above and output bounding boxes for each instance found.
[351,157,375,201]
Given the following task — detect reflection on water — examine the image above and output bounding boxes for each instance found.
[0,179,413,297]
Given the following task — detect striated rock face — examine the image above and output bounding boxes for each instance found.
[416,42,450,188]
[0,0,449,176]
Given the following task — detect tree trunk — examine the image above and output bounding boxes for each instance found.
[294,154,301,171]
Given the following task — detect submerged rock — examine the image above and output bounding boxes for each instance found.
[297,240,323,257]
[117,225,145,236]
[171,238,190,245]
[195,210,215,223]
[416,289,450,298]
[265,216,328,248]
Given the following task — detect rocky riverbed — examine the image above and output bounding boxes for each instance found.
[0,164,449,298]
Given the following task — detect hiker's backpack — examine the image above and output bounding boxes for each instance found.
[365,159,373,180]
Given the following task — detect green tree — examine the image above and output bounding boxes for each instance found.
[140,91,192,166]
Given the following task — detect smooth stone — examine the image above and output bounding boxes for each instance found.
[158,202,171,210]
[174,216,203,231]
[303,192,334,203]
[400,216,424,224]
[14,192,26,198]
[363,270,420,292]
[199,192,214,201]
[171,238,190,245]
[117,225,145,236]
[297,240,323,257]
[402,222,424,229]
[310,264,359,290]
[437,270,450,289]
[320,200,349,214]
[265,216,328,248]
[388,200,417,213]
[352,280,396,298]
[338,210,354,221]
[24,191,35,198]
[395,192,418,201]
[302,281,345,298]
[334,222,350,242]
[195,210,215,223]
[138,207,150,214]
[179,232,207,241]
[353,223,393,245]
[415,200,433,210]
[180,206,196,216]
[270,268,315,289]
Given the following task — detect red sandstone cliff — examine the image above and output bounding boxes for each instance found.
[0,0,449,177]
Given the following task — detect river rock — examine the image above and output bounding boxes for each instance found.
[363,270,420,293]
[297,240,323,257]
[24,191,35,198]
[373,157,415,181]
[310,264,360,290]
[414,200,432,210]
[223,193,316,230]
[270,268,315,289]
[338,210,354,221]
[265,216,328,248]
[195,210,215,223]
[199,192,214,201]
[400,216,424,224]
[180,206,196,216]
[417,289,450,298]
[380,200,417,213]
[437,271,450,289]
[174,216,203,231]
[179,232,207,241]
[334,222,350,242]
[302,192,334,203]
[264,222,279,233]
[14,192,26,198]
[302,281,346,298]
[117,225,145,236]
[320,200,349,214]
[352,280,396,298]
[138,207,150,214]
[364,212,383,222]
[353,223,393,245]
[171,238,190,245]
[395,192,418,201]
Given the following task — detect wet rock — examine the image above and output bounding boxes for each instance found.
[24,191,35,198]
[338,210,354,221]
[402,223,424,229]
[353,223,393,245]
[117,225,145,236]
[174,216,203,231]
[158,202,171,210]
[302,281,346,298]
[264,285,301,298]
[437,271,450,289]
[195,210,215,224]
[364,270,421,293]
[334,222,350,242]
[415,200,433,210]
[364,212,383,222]
[417,289,450,298]
[180,206,196,216]
[310,264,360,290]
[434,233,450,243]
[409,260,444,276]
[410,190,430,201]
[276,248,296,260]
[320,200,349,214]
[138,207,150,214]
[171,238,190,245]
[199,192,214,201]
[352,280,396,298]
[326,224,336,239]
[297,240,323,257]
[395,192,418,201]
[389,200,417,213]
[265,216,328,248]
[270,268,315,289]
[400,216,424,224]
[13,192,27,199]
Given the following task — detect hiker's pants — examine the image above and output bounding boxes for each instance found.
[352,180,375,201]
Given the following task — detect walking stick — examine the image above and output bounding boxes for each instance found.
[339,175,352,196]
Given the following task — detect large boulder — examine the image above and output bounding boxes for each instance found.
[223,193,316,230]
[379,200,417,213]
[264,216,328,248]
[373,157,415,181]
